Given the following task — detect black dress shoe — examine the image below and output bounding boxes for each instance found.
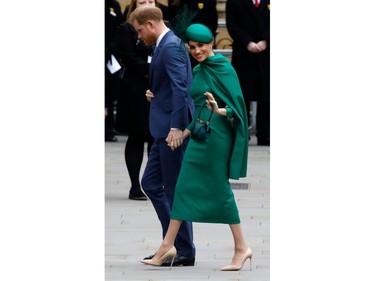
[160,255,195,267]
[129,189,147,200]
[143,254,155,260]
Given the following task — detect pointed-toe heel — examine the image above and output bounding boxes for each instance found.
[140,246,177,268]
[169,255,176,269]
[221,247,253,271]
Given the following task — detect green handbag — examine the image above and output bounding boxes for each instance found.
[191,102,213,141]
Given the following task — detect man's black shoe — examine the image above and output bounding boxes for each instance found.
[161,255,195,267]
[143,254,155,260]
[129,189,147,200]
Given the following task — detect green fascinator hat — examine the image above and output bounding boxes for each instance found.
[185,23,213,43]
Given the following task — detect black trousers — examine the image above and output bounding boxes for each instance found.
[256,101,270,145]
[105,69,121,139]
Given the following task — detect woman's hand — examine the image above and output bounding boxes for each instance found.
[165,129,191,150]
[204,92,218,112]
[204,92,227,116]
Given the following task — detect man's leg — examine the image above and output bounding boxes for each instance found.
[141,139,171,234]
[159,141,195,258]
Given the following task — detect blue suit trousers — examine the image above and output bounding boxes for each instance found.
[141,138,195,257]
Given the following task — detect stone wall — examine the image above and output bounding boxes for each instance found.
[215,0,232,50]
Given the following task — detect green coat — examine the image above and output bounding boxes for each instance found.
[171,54,249,224]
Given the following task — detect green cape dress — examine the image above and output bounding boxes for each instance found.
[171,54,249,224]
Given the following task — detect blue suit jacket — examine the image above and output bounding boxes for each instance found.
[149,30,195,139]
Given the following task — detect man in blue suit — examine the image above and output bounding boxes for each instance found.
[129,5,196,266]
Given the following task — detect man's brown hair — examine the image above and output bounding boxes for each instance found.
[128,5,163,25]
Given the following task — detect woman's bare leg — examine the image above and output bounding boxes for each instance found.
[228,223,249,265]
[151,219,183,260]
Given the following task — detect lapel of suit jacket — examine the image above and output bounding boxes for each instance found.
[243,0,269,14]
[149,30,172,84]
[258,0,269,12]
[153,30,172,61]
[245,0,268,17]
[243,0,254,11]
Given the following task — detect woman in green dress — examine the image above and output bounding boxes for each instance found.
[141,23,252,271]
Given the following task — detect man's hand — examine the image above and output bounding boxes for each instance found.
[166,129,183,151]
[256,40,267,52]
[247,40,267,53]
[146,89,154,102]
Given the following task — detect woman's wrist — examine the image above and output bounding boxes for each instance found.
[215,108,227,116]
[183,129,191,140]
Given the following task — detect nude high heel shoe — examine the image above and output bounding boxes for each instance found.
[140,246,177,269]
[221,247,253,271]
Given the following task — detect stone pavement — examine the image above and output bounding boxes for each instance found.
[105,135,270,281]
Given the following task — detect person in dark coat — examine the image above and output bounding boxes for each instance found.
[105,0,123,142]
[110,0,168,200]
[226,0,270,146]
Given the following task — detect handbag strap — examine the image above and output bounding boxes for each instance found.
[197,101,213,124]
